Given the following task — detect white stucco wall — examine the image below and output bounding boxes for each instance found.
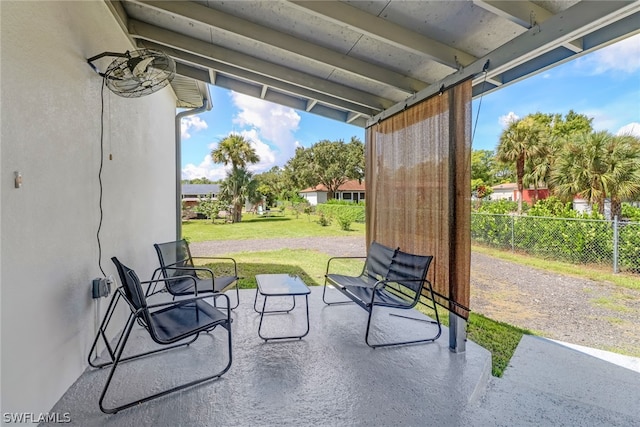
[300,192,328,206]
[1,2,177,414]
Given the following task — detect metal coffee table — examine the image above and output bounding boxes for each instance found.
[254,274,311,341]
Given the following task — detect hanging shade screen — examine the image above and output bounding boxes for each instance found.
[365,80,471,319]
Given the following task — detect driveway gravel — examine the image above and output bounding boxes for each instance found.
[190,236,640,357]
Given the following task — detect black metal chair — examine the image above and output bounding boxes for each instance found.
[324,242,441,348]
[153,239,240,309]
[88,257,232,414]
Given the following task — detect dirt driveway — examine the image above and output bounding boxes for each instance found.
[191,236,640,357]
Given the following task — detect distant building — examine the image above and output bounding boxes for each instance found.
[573,197,612,219]
[490,183,549,205]
[299,180,365,206]
[490,183,517,201]
[181,184,220,208]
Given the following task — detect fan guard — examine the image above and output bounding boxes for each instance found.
[100,49,176,98]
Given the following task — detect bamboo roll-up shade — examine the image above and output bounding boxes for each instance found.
[365,80,471,319]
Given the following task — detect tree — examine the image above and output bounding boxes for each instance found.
[285,137,364,199]
[183,177,214,184]
[471,149,497,185]
[219,167,260,223]
[523,111,594,202]
[211,134,260,173]
[550,131,640,218]
[254,166,290,206]
[496,116,545,214]
[210,134,260,222]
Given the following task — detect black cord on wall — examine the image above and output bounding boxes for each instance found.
[97,80,106,277]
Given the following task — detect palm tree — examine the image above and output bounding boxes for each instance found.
[211,134,260,222]
[550,131,640,218]
[496,117,545,214]
[219,167,259,223]
[606,134,640,218]
[211,133,260,173]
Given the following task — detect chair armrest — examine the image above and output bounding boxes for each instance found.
[159,265,216,280]
[370,278,432,306]
[192,256,238,276]
[142,273,205,295]
[146,291,230,311]
[325,256,367,276]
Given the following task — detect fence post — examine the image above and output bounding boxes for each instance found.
[511,215,515,252]
[613,215,619,274]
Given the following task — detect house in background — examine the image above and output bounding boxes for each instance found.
[491,183,550,205]
[299,180,365,206]
[181,183,220,208]
[573,197,612,219]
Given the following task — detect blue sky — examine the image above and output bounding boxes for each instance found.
[181,34,640,181]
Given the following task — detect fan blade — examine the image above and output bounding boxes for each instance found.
[131,57,156,79]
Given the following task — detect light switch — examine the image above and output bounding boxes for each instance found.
[14,171,22,188]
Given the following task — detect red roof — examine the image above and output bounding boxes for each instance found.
[300,179,365,193]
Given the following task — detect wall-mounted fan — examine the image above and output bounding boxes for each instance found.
[87,49,176,98]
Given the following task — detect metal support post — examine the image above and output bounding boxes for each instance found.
[613,215,619,274]
[449,312,467,353]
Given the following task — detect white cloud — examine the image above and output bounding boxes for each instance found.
[181,154,226,181]
[202,130,277,176]
[181,116,208,139]
[230,92,300,166]
[574,33,640,75]
[237,129,276,171]
[498,112,519,128]
[616,122,640,137]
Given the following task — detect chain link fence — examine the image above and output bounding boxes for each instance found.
[471,213,640,274]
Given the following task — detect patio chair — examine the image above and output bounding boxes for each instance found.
[324,242,441,347]
[88,257,232,414]
[153,239,240,309]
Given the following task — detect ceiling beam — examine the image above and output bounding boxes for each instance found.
[129,19,393,112]
[174,62,211,83]
[289,0,477,68]
[369,0,640,126]
[137,39,380,117]
[133,0,426,94]
[306,99,318,112]
[473,1,583,52]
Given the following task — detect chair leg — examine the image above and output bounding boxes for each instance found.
[98,316,233,414]
[322,279,355,306]
[364,303,442,349]
[229,281,240,310]
[88,292,127,369]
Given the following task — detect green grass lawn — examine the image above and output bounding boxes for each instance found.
[183,213,366,242]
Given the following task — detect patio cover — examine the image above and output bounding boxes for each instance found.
[105,1,640,124]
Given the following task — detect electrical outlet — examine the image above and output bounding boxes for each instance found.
[92,277,112,298]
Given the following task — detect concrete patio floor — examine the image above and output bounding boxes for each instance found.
[48,287,491,426]
[47,287,640,426]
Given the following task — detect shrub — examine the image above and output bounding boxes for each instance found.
[316,203,365,223]
[475,200,518,214]
[317,213,331,227]
[336,210,360,231]
[194,197,226,222]
[622,204,640,222]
